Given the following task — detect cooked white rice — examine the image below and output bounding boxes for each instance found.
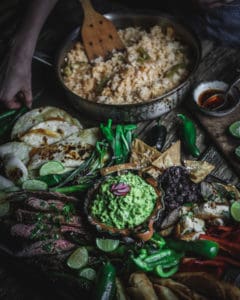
[62,25,190,105]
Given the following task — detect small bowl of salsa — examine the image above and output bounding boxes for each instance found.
[193,80,240,117]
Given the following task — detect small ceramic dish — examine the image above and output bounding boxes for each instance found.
[193,80,240,117]
[84,171,164,241]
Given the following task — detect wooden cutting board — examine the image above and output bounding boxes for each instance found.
[192,102,240,178]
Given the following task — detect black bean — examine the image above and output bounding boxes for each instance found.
[158,166,202,211]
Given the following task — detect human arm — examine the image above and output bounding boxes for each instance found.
[0,0,59,109]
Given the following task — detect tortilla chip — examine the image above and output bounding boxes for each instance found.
[130,139,161,168]
[184,160,215,183]
[152,141,181,172]
[143,166,162,179]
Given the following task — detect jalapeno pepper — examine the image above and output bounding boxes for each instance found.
[150,233,166,248]
[166,238,219,259]
[100,120,137,164]
[144,120,167,151]
[131,256,153,272]
[144,249,173,264]
[94,261,116,300]
[177,114,200,158]
[131,246,182,277]
[154,264,179,278]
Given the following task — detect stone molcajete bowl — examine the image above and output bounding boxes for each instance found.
[84,172,164,242]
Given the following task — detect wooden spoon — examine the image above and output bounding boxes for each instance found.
[80,0,125,61]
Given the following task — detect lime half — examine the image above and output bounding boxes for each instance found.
[67,247,88,270]
[96,238,120,252]
[230,201,240,222]
[22,179,48,191]
[229,121,240,138]
[79,268,96,281]
[39,161,65,176]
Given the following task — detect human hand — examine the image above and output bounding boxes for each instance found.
[0,53,32,109]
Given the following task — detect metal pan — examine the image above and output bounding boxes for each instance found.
[56,12,201,123]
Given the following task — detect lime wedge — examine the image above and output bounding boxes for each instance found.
[67,247,88,270]
[22,179,48,191]
[96,238,120,252]
[230,201,240,222]
[229,121,240,138]
[79,268,96,281]
[39,161,65,177]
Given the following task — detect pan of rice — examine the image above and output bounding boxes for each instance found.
[56,13,201,122]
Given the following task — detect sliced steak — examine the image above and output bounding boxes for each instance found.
[16,209,82,227]
[25,198,66,212]
[7,191,78,203]
[16,239,75,257]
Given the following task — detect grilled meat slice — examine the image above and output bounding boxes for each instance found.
[16,209,82,227]
[16,239,75,257]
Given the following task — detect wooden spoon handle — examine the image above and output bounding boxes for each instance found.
[79,0,95,17]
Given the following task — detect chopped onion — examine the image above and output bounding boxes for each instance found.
[3,154,28,184]
[0,175,15,190]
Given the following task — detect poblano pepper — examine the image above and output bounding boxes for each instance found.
[177,114,200,158]
[94,261,116,300]
[166,238,219,259]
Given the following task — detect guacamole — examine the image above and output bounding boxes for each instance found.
[91,172,157,229]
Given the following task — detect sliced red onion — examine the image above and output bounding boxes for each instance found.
[110,183,130,196]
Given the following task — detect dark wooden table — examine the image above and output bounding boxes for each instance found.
[1,32,240,300]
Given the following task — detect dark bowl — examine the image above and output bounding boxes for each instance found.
[84,172,164,241]
[56,12,201,123]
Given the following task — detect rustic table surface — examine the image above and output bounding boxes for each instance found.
[1,10,240,299]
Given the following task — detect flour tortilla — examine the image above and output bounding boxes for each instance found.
[28,128,100,170]
[11,106,82,140]
[20,120,80,147]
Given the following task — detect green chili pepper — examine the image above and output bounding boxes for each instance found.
[0,106,28,138]
[144,120,167,151]
[154,264,179,278]
[38,174,68,187]
[114,125,123,164]
[147,251,183,270]
[54,183,92,194]
[0,109,17,121]
[177,114,200,158]
[144,249,173,264]
[131,256,153,272]
[150,233,166,248]
[155,252,183,269]
[123,124,137,131]
[166,238,219,259]
[131,249,153,272]
[94,261,116,300]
